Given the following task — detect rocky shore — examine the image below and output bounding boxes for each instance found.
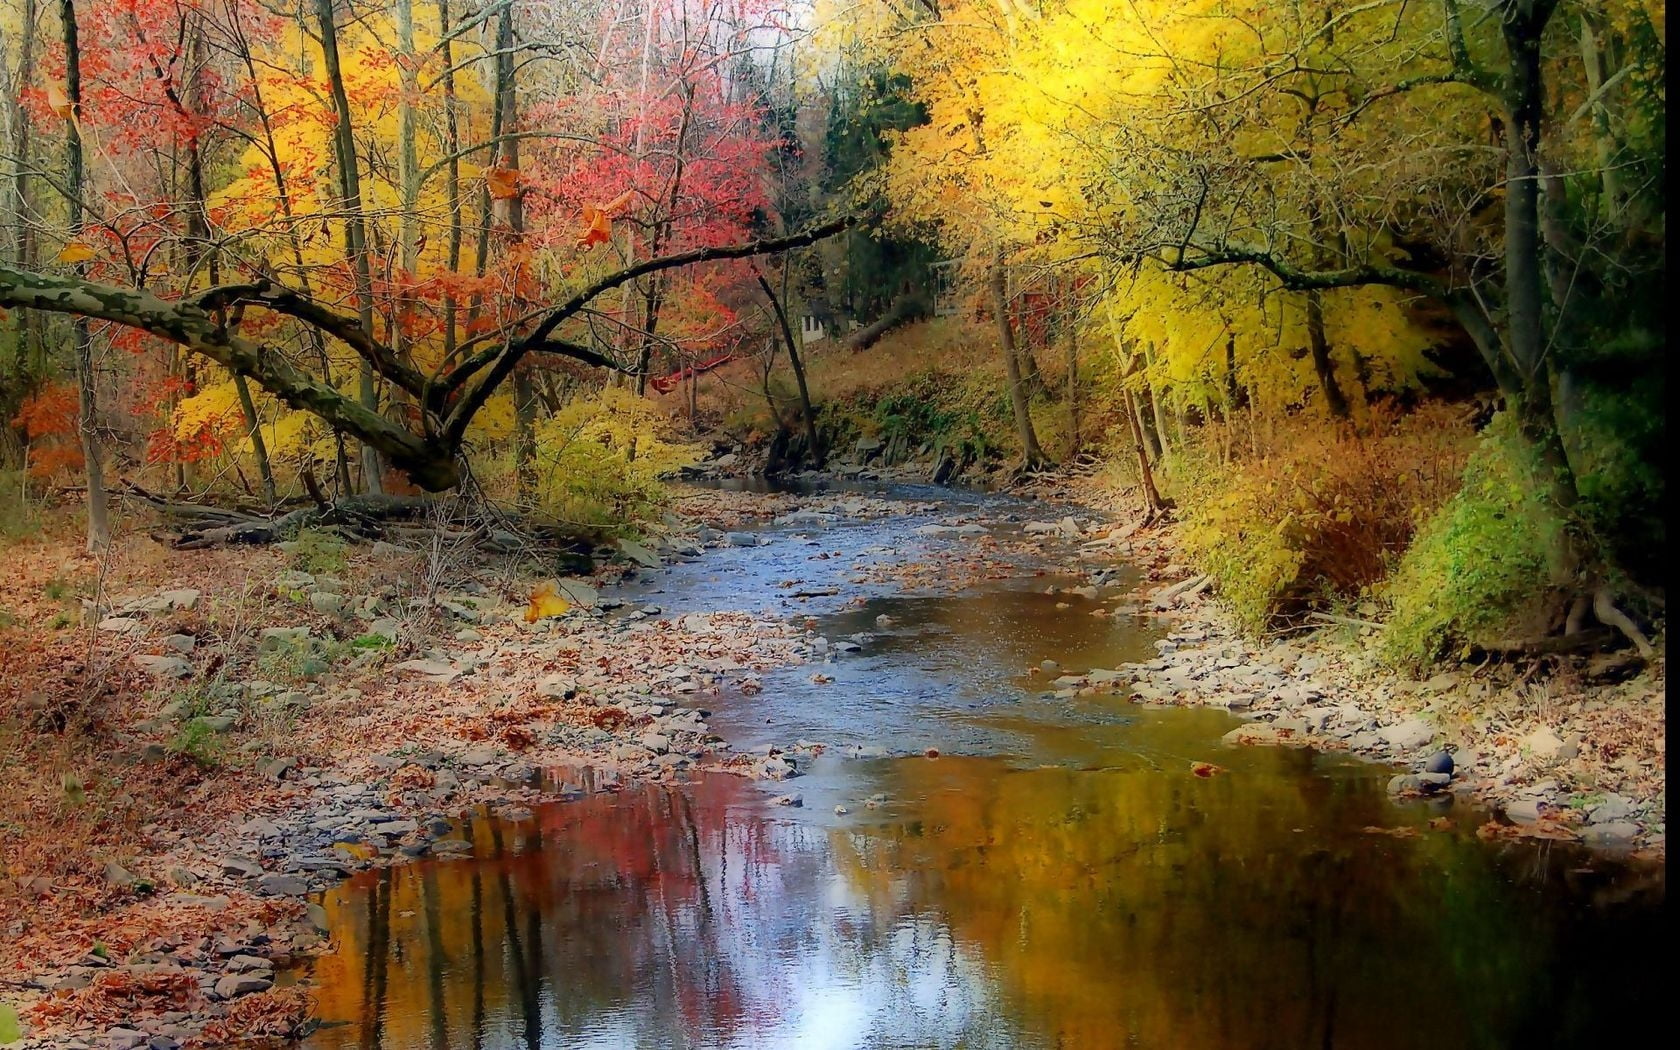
[1019,509,1667,858]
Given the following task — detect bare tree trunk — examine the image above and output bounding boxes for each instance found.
[1064,317,1080,456]
[487,3,537,502]
[1305,288,1350,419]
[315,0,383,494]
[756,271,820,465]
[60,0,107,549]
[1125,386,1165,515]
[990,252,1049,469]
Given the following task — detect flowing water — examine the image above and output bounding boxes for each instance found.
[300,487,1663,1050]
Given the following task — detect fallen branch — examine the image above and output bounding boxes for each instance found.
[1308,610,1385,630]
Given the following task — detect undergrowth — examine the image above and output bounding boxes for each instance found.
[1379,412,1569,670]
[1171,404,1471,634]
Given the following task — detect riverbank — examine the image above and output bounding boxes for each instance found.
[0,491,933,1047]
[0,477,1663,1046]
[1039,477,1667,858]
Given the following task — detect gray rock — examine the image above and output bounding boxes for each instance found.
[460,747,499,767]
[257,873,309,896]
[213,973,273,999]
[640,733,671,754]
[1379,717,1434,751]
[617,539,662,568]
[309,591,347,617]
[1588,795,1634,824]
[162,633,196,654]
[97,616,146,634]
[392,658,460,680]
[134,655,192,679]
[188,715,236,733]
[1417,772,1452,792]
[1505,800,1544,824]
[103,861,138,889]
[1582,821,1640,847]
[1386,774,1422,796]
[1423,751,1454,775]
[258,757,298,782]
[259,626,311,652]
[220,856,263,878]
[107,1028,149,1050]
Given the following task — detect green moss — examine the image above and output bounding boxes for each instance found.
[1380,413,1567,670]
[291,527,348,576]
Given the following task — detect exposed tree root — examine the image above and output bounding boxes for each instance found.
[1593,587,1656,659]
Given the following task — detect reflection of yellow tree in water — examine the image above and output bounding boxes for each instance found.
[829,752,1614,1050]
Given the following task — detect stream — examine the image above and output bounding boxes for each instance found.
[299,485,1663,1049]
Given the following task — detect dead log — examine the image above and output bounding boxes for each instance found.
[844,292,929,353]
[171,494,431,549]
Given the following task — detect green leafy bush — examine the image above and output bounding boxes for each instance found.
[1380,413,1568,670]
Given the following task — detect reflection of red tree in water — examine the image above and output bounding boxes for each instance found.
[531,776,781,1042]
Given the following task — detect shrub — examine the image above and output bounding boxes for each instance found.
[0,468,41,541]
[290,527,348,575]
[1174,404,1471,634]
[511,386,700,531]
[1380,412,1569,670]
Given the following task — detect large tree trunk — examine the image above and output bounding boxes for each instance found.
[315,0,383,494]
[990,253,1050,470]
[61,0,108,550]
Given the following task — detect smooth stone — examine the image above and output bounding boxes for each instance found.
[213,973,273,999]
[1379,718,1434,751]
[1582,821,1640,846]
[1423,751,1454,775]
[255,873,309,896]
[134,655,192,679]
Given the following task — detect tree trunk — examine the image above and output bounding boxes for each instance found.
[233,372,277,506]
[315,0,383,494]
[61,0,108,550]
[1500,0,1579,514]
[6,0,39,395]
[1124,387,1165,515]
[1064,319,1080,456]
[1305,288,1350,419]
[488,3,536,501]
[990,253,1050,469]
[756,271,820,466]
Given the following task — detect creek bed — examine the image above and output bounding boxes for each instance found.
[299,486,1663,1049]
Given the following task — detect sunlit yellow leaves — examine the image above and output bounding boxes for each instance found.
[55,241,96,264]
[523,580,571,623]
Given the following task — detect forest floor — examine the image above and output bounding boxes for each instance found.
[0,472,1665,1047]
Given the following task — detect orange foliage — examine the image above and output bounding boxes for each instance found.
[12,383,84,478]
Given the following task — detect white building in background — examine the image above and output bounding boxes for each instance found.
[799,315,828,347]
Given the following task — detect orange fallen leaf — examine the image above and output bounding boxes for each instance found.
[523,580,571,623]
[56,241,96,264]
[1190,761,1224,778]
[485,166,520,199]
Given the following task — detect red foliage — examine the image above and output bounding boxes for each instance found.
[12,384,84,478]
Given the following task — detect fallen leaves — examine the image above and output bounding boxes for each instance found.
[1190,761,1224,778]
[524,580,571,623]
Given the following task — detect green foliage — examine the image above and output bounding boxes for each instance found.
[256,634,348,683]
[1175,406,1470,635]
[1380,413,1568,670]
[290,527,349,576]
[168,719,222,768]
[0,469,40,541]
[350,632,395,651]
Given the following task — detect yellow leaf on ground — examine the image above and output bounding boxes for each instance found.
[524,580,571,623]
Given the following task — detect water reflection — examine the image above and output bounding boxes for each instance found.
[304,742,1661,1050]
